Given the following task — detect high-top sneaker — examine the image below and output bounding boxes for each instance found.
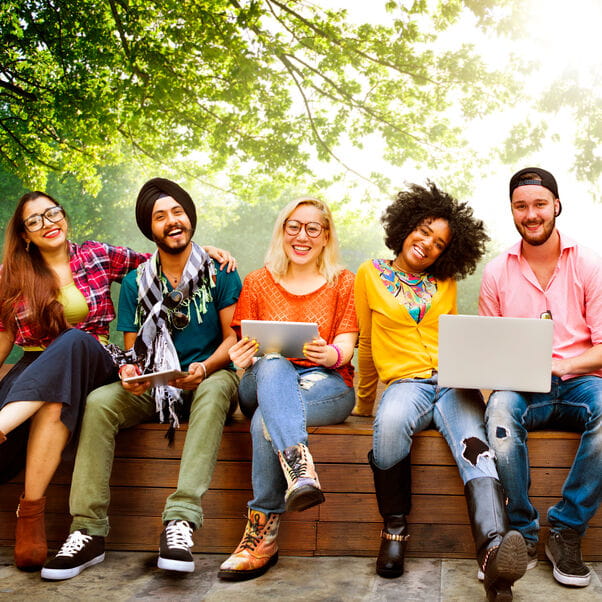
[545,528,591,587]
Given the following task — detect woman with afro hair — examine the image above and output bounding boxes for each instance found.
[354,182,527,601]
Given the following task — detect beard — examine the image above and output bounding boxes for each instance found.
[153,225,192,255]
[515,215,556,247]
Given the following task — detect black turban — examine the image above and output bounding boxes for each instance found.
[135,177,197,240]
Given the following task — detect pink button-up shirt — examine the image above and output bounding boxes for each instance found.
[479,232,602,379]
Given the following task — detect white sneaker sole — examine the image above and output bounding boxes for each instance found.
[545,545,591,587]
[157,556,195,573]
[41,553,105,581]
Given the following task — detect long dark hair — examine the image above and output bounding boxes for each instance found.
[382,181,489,281]
[0,191,70,340]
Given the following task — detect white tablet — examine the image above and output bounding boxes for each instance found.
[241,320,319,358]
[123,369,188,386]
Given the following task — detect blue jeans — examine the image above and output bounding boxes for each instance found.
[239,355,355,514]
[373,376,498,483]
[485,375,602,542]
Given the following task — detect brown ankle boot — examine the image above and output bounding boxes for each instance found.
[218,509,280,581]
[14,494,47,571]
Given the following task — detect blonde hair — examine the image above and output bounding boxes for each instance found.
[264,197,343,285]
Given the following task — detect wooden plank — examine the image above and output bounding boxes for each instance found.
[318,493,602,528]
[314,522,602,560]
[3,482,598,529]
[0,464,588,502]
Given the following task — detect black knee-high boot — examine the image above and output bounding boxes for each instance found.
[368,450,411,578]
[465,477,528,602]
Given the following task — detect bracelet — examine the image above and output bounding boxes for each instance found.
[328,344,344,369]
[199,362,207,380]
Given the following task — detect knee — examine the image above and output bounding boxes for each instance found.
[461,435,496,468]
[36,401,63,424]
[85,385,120,420]
[57,328,91,348]
[485,392,522,428]
[255,355,290,378]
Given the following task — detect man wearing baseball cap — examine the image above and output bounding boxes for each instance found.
[42,178,242,579]
[479,168,602,587]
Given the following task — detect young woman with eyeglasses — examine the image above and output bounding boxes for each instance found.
[0,191,233,571]
[218,197,358,582]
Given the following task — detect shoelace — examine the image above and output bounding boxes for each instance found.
[57,531,92,558]
[165,521,193,550]
[239,514,263,551]
[283,448,309,479]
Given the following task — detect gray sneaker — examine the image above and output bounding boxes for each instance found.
[545,528,591,587]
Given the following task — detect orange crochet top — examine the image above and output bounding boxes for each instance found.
[232,267,358,387]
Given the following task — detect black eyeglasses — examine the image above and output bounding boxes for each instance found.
[284,219,326,238]
[164,289,190,330]
[23,205,65,232]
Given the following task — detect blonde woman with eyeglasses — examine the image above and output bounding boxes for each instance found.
[218,197,358,582]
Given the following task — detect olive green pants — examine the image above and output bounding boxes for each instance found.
[69,369,238,536]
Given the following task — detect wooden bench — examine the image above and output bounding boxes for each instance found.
[1,409,600,560]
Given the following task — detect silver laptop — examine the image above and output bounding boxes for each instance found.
[437,314,554,392]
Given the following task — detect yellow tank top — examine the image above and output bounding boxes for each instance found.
[22,282,98,351]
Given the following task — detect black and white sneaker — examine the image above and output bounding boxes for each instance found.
[545,528,591,587]
[41,530,105,580]
[157,520,195,573]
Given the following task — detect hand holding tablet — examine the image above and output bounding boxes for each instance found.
[241,320,319,358]
[123,369,189,387]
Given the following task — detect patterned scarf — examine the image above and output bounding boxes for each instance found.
[107,242,215,438]
[374,259,437,322]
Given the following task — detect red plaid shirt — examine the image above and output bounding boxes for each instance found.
[0,241,148,348]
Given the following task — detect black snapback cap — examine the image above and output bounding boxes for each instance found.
[509,167,561,215]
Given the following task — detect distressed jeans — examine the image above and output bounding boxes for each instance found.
[485,375,602,542]
[69,369,239,535]
[238,354,355,514]
[372,375,498,483]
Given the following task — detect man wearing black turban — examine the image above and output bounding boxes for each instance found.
[136,177,198,241]
[43,179,242,580]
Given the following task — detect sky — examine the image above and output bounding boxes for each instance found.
[313,0,602,254]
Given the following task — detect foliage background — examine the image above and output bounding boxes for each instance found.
[2,0,601,362]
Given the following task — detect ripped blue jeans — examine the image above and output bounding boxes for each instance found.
[485,375,602,541]
[238,354,355,514]
[373,375,497,483]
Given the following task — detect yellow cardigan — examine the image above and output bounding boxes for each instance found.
[354,259,457,415]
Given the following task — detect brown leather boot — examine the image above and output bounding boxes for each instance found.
[14,494,48,571]
[218,509,280,581]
